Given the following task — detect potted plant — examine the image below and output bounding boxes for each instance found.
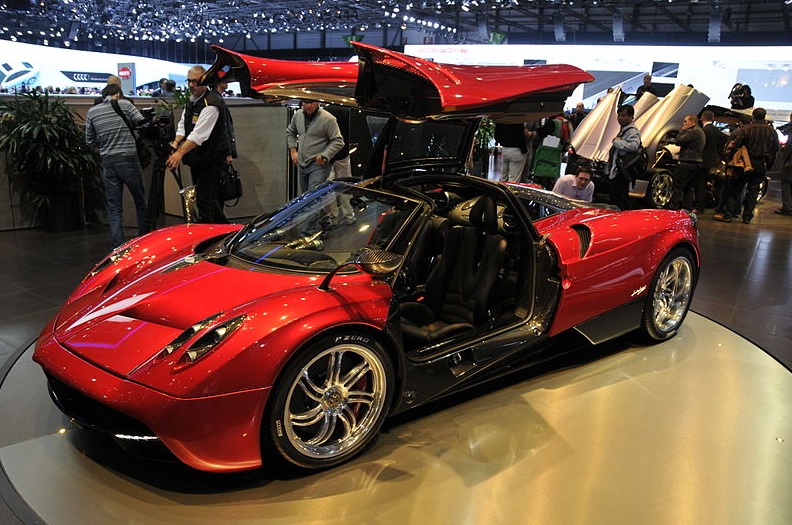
[471,116,495,177]
[0,91,101,232]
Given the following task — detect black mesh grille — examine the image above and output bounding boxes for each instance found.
[46,374,156,438]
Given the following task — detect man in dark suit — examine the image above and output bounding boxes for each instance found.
[696,110,727,213]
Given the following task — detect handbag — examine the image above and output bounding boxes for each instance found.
[220,163,243,205]
[616,144,648,182]
[110,99,153,169]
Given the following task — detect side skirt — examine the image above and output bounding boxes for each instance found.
[573,298,644,345]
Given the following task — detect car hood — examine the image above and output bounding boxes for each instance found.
[52,256,321,378]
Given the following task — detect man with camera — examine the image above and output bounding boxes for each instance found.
[85,83,149,250]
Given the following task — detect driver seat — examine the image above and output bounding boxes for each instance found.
[400,196,507,346]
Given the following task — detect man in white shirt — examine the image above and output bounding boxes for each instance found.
[552,167,595,201]
[166,65,230,223]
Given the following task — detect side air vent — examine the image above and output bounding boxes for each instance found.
[570,224,592,258]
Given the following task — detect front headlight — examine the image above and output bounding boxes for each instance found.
[156,313,246,369]
[183,315,247,363]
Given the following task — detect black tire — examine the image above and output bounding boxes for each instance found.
[263,333,394,471]
[645,169,674,209]
[640,248,696,341]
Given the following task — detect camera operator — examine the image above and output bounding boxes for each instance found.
[730,83,755,110]
[85,83,149,250]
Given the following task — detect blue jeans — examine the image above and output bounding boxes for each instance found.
[102,155,148,249]
[299,162,332,193]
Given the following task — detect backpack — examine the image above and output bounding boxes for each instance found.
[616,144,648,182]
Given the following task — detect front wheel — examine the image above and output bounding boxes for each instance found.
[264,334,394,471]
[640,248,696,341]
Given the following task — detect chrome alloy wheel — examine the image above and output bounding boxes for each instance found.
[651,254,694,333]
[282,343,389,460]
[649,171,674,208]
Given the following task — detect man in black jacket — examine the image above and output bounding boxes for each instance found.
[698,110,727,213]
[670,114,705,211]
[715,107,779,224]
[166,65,230,224]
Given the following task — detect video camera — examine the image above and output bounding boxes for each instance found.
[138,106,176,150]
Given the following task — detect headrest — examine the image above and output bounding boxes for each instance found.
[469,196,498,234]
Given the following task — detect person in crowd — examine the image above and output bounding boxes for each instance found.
[166,65,230,224]
[496,122,530,183]
[286,99,344,193]
[777,112,792,216]
[697,109,728,214]
[635,74,657,99]
[730,84,754,110]
[322,104,355,226]
[214,81,237,164]
[155,78,176,100]
[569,102,588,129]
[152,78,168,97]
[552,166,595,201]
[324,104,352,180]
[93,75,129,106]
[608,104,642,211]
[714,107,779,224]
[670,114,705,210]
[84,83,149,250]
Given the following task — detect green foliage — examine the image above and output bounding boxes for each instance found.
[474,117,496,156]
[0,92,101,225]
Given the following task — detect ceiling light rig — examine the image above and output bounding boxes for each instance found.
[0,0,469,47]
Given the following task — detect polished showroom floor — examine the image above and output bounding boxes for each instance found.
[1,183,791,524]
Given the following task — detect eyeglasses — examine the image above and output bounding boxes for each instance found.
[187,79,199,85]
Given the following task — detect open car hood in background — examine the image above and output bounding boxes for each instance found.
[203,42,593,122]
[571,84,710,162]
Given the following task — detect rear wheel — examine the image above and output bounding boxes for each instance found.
[640,248,696,341]
[645,169,674,209]
[264,334,393,471]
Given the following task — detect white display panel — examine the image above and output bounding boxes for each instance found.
[0,40,192,92]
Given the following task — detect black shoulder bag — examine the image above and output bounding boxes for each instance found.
[220,163,243,206]
[110,100,153,169]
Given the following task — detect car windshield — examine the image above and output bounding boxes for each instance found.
[231,182,422,271]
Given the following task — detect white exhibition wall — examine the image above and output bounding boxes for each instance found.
[3,38,791,119]
[405,43,792,118]
[0,40,193,92]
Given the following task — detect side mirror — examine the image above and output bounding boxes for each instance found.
[318,249,402,291]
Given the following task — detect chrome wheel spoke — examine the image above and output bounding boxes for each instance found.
[305,414,338,446]
[347,389,375,407]
[340,361,371,390]
[297,371,326,402]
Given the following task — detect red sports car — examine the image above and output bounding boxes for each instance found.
[33,43,699,473]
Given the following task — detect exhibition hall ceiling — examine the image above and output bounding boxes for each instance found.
[0,0,790,52]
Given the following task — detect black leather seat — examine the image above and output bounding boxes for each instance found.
[402,215,451,290]
[400,196,508,346]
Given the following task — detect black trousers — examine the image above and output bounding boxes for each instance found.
[189,158,229,224]
[671,161,701,210]
[609,174,632,211]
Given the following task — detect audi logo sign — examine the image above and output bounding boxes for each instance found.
[60,71,112,83]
